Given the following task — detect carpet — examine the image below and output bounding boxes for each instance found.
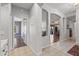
[68,45,79,56]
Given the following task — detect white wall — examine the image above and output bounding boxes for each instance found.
[21,19,27,44]
[0,4,1,54]
[42,22,46,31]
[75,5,79,44]
[15,22,21,34]
[63,18,67,41]
[0,4,12,51]
[27,4,42,55]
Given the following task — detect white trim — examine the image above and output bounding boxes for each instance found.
[42,44,50,49]
[27,43,41,56]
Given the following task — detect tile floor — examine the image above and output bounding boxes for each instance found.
[9,46,33,56]
[58,39,76,52]
[9,39,76,56]
[42,39,76,56]
[42,46,71,56]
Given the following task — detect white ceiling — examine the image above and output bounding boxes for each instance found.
[45,3,76,15]
[67,15,76,22]
[12,3,76,22]
[12,3,76,15]
[50,14,60,24]
[12,3,33,10]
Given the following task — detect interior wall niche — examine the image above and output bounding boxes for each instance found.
[42,9,48,36]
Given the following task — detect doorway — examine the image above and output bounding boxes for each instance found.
[53,25,60,42]
[67,15,76,41]
[12,17,27,49]
[50,13,61,44]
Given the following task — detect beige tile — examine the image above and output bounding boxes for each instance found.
[9,46,33,56]
[9,39,76,56]
[42,40,73,56]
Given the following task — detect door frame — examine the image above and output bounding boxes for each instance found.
[12,16,28,49]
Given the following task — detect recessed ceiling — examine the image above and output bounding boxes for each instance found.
[12,3,33,10]
[45,3,76,15]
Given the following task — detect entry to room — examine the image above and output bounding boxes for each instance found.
[12,16,27,48]
[50,13,61,44]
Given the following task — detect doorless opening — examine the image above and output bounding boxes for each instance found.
[50,13,61,44]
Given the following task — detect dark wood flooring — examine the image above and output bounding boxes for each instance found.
[15,36,26,48]
[53,33,60,42]
[68,45,79,56]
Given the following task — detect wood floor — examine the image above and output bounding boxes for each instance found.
[15,36,26,48]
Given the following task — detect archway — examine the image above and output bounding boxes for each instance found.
[50,13,61,45]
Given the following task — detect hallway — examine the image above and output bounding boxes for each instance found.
[0,3,79,56]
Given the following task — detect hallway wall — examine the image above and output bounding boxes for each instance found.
[15,22,21,35]
[75,5,79,44]
[0,4,12,51]
[67,20,75,40]
[21,19,27,44]
[28,3,42,55]
[0,4,1,53]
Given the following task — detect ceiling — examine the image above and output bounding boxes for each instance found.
[12,3,76,22]
[67,15,76,22]
[45,3,76,15]
[12,3,33,10]
[50,13,60,24]
[12,3,76,15]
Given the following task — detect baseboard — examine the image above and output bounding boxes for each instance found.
[59,39,67,42]
[42,44,50,49]
[27,43,41,56]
